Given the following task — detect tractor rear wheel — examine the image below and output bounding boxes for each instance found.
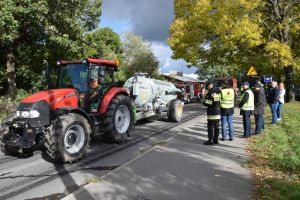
[102,95,133,143]
[167,99,183,122]
[45,113,91,163]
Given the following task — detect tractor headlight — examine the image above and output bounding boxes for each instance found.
[17,110,40,118]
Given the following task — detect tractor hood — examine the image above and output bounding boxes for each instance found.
[21,89,79,110]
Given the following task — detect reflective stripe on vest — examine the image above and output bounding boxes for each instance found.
[205,99,213,105]
[208,115,221,120]
[241,90,254,110]
[220,88,234,108]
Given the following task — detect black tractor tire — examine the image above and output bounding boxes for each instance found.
[102,95,133,143]
[45,113,91,163]
[0,125,20,156]
[167,99,183,122]
[1,145,20,156]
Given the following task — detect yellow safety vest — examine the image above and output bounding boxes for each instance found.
[241,90,254,111]
[220,88,234,108]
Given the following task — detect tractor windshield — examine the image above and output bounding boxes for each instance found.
[57,64,88,92]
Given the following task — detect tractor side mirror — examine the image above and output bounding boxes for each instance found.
[42,60,51,89]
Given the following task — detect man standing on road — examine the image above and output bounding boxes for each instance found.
[239,82,254,138]
[253,83,266,134]
[203,82,221,145]
[220,82,235,141]
[268,81,280,124]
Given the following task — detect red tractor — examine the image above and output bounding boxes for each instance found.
[0,58,134,163]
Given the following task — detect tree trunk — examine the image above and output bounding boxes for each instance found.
[284,65,295,103]
[6,48,17,100]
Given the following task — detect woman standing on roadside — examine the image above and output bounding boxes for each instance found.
[277,82,285,121]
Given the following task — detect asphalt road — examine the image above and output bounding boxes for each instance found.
[0,103,205,200]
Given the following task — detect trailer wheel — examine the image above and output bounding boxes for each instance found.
[167,99,183,122]
[102,95,133,143]
[45,113,91,163]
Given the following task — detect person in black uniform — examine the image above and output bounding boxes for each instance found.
[203,82,221,145]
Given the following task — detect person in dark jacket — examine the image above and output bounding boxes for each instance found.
[253,83,266,134]
[203,82,221,145]
[239,82,254,138]
[220,82,235,141]
[268,81,280,124]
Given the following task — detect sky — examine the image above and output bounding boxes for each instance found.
[99,0,197,77]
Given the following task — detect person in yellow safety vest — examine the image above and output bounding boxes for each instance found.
[220,81,235,141]
[203,82,221,145]
[239,82,254,138]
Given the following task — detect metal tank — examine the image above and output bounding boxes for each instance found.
[124,73,182,121]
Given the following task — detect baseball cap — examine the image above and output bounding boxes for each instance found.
[242,82,249,86]
[254,83,261,88]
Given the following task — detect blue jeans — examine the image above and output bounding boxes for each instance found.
[254,114,263,134]
[242,111,252,137]
[270,102,279,124]
[262,115,265,130]
[221,115,234,139]
[277,102,283,119]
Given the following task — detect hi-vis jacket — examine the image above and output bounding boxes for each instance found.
[203,87,221,121]
[240,89,254,111]
[220,87,235,116]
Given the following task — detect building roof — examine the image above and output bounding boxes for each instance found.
[163,74,205,83]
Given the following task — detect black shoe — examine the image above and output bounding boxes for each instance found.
[220,138,225,141]
[241,135,249,138]
[214,140,219,144]
[204,141,214,145]
[229,138,233,141]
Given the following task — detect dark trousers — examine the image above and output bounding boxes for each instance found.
[242,111,252,137]
[254,114,263,134]
[208,120,219,142]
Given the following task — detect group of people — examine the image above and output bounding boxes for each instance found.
[203,80,285,145]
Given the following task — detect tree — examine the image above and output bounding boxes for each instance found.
[196,65,241,81]
[122,32,160,79]
[83,27,123,60]
[0,0,102,99]
[168,0,300,102]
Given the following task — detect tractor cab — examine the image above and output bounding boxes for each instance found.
[56,58,118,112]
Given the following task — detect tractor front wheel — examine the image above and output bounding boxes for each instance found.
[0,126,20,156]
[103,95,133,143]
[45,113,91,163]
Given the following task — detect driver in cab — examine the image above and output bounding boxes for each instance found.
[89,77,105,112]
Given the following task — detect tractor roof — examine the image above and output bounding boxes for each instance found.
[58,58,119,68]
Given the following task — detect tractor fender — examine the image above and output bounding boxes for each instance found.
[99,88,129,114]
[54,108,95,133]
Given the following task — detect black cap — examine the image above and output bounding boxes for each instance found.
[254,83,261,88]
[242,82,249,86]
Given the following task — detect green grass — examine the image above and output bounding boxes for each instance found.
[248,102,300,200]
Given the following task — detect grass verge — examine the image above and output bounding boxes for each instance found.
[247,102,300,200]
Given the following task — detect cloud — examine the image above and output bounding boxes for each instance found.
[151,42,197,74]
[101,0,197,76]
[102,0,173,43]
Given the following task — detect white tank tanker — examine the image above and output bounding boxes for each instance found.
[124,73,183,122]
